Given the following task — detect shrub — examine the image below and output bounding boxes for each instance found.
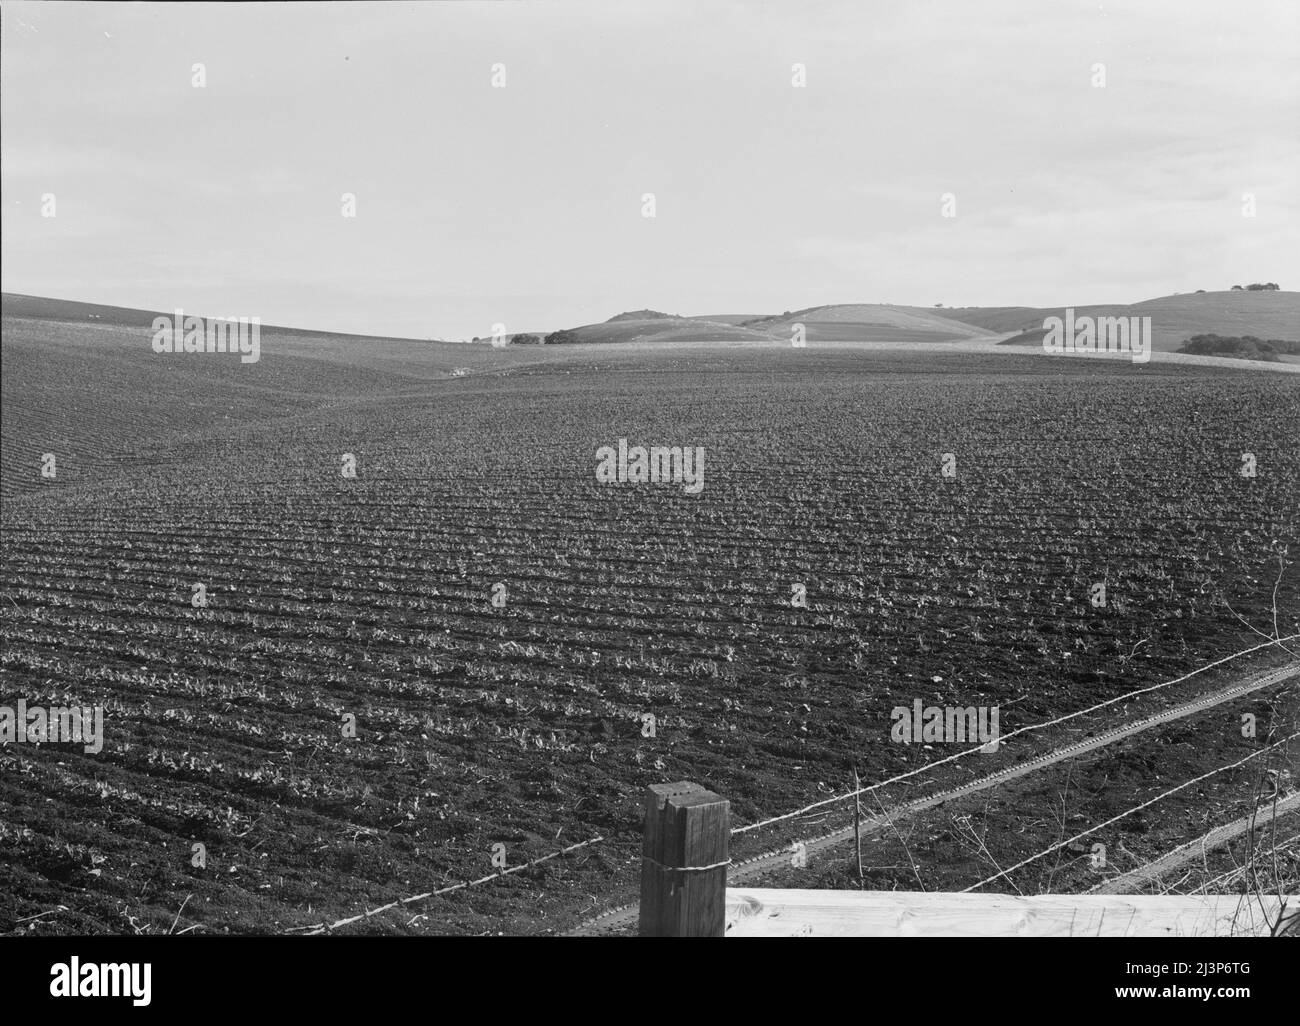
[1178,333,1300,361]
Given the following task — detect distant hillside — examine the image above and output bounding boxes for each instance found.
[747,304,989,343]
[544,303,991,345]
[930,291,1300,353]
[545,316,773,344]
[3,293,172,329]
[687,313,773,325]
[1,293,430,342]
[17,289,1294,355]
[916,306,1044,332]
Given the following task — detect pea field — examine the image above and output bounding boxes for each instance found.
[2,308,1297,934]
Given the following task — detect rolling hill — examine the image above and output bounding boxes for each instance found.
[545,304,992,345]
[744,304,990,343]
[929,291,1300,353]
[545,315,775,344]
[0,294,615,497]
[8,289,1296,361]
[0,292,440,342]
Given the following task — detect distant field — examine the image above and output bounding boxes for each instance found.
[2,308,1297,934]
[549,317,774,344]
[688,313,773,325]
[746,304,989,344]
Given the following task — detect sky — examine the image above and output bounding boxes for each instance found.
[2,0,1297,340]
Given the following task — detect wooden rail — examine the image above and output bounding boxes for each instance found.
[637,781,1291,937]
[724,888,1286,937]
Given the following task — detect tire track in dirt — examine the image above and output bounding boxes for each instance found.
[1086,790,1300,894]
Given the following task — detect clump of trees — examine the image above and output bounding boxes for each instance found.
[607,310,678,322]
[1178,333,1300,361]
[1230,282,1281,291]
[511,333,542,345]
[544,329,581,345]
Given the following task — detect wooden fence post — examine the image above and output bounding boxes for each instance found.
[639,781,729,936]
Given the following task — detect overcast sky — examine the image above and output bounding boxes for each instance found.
[2,0,1297,339]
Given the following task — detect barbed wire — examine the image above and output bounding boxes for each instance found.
[290,638,1297,935]
[962,730,1300,892]
[731,635,1300,835]
[1085,790,1300,894]
[284,835,605,934]
[1192,832,1300,894]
